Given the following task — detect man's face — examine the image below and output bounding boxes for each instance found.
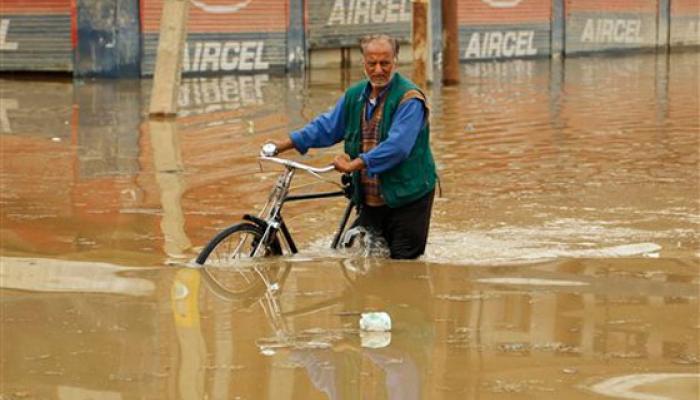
[362,39,396,89]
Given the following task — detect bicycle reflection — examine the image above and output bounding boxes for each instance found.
[198,258,433,399]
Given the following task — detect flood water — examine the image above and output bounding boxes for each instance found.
[1,51,699,399]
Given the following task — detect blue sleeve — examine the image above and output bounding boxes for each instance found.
[358,99,426,176]
[289,96,346,154]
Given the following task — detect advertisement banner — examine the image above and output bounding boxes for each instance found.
[565,0,658,53]
[306,0,413,49]
[458,0,551,61]
[141,0,287,75]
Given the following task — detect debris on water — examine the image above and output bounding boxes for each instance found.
[498,342,529,353]
[359,312,392,348]
[562,368,578,374]
[359,312,391,332]
[260,348,276,356]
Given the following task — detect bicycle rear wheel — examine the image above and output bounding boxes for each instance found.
[196,222,283,296]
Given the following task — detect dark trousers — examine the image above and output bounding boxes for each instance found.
[352,189,435,259]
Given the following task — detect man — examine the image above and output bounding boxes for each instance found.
[265,34,436,259]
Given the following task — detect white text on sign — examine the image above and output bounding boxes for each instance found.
[182,41,269,72]
[581,18,643,44]
[464,30,538,59]
[326,0,411,26]
[0,19,19,51]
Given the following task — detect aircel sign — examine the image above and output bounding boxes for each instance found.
[181,40,269,73]
[325,0,412,25]
[567,14,655,52]
[580,18,644,44]
[463,30,539,59]
[460,0,547,60]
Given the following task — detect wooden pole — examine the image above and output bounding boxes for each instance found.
[441,0,459,85]
[149,0,190,116]
[412,0,429,88]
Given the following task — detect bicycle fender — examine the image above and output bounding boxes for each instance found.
[242,214,269,230]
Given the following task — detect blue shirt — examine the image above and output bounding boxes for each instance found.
[289,84,426,176]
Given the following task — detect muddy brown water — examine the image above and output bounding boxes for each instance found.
[1,52,698,399]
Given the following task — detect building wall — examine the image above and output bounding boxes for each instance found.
[0,0,74,72]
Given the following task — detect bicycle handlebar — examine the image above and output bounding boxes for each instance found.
[259,155,336,174]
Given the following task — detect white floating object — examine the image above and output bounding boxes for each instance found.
[51,137,62,142]
[260,348,276,356]
[360,312,391,332]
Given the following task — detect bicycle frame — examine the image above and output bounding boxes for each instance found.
[247,156,355,257]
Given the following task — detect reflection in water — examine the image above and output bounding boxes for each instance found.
[588,373,700,400]
[170,268,206,400]
[1,258,697,399]
[149,119,192,259]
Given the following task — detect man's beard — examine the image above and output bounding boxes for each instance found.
[366,70,395,89]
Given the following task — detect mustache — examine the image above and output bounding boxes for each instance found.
[365,70,395,83]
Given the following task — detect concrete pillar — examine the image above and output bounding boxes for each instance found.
[657,0,670,49]
[412,0,429,88]
[430,0,442,76]
[551,0,565,57]
[149,0,190,116]
[287,0,306,71]
[441,0,459,85]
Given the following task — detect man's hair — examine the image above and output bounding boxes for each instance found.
[359,34,399,58]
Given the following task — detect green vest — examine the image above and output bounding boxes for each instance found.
[343,73,436,208]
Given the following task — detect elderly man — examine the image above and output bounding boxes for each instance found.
[266,34,436,259]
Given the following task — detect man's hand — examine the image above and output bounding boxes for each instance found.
[333,154,365,173]
[262,137,295,156]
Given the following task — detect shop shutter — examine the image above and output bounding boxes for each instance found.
[0,0,73,72]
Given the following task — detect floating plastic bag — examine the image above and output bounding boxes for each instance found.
[359,311,392,332]
[359,311,392,348]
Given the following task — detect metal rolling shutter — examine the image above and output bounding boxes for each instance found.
[458,0,551,61]
[306,0,413,49]
[0,0,73,72]
[141,0,287,76]
[670,0,700,46]
[565,0,658,54]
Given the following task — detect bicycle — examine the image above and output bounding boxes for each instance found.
[194,151,357,293]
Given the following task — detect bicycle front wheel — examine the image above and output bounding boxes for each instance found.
[196,222,283,297]
[196,222,281,265]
